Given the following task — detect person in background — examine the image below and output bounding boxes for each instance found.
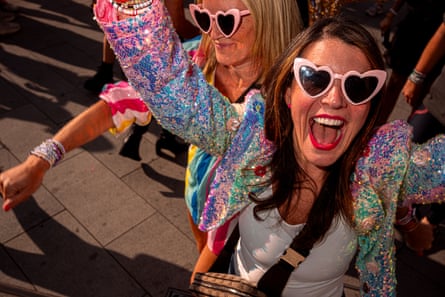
[365,0,387,17]
[378,0,445,123]
[402,13,445,141]
[183,0,303,262]
[1,1,443,296]
[306,0,352,25]
[401,14,445,231]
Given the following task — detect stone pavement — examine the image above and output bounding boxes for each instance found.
[0,1,444,296]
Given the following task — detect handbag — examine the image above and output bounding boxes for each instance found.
[190,272,267,297]
[189,223,313,297]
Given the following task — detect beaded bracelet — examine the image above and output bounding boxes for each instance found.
[112,0,149,7]
[109,0,152,16]
[408,69,426,85]
[30,139,66,167]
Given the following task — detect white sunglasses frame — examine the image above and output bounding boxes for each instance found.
[189,4,251,38]
[293,57,387,105]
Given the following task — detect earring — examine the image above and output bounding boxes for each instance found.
[287,103,291,109]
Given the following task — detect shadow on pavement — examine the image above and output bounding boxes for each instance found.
[1,198,192,297]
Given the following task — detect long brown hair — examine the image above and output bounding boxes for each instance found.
[255,17,386,249]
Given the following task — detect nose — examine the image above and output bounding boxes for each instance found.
[208,20,222,38]
[320,80,346,108]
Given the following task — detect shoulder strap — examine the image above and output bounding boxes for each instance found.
[208,223,240,273]
[257,225,312,296]
[208,222,314,297]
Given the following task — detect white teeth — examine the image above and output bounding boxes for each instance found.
[313,117,343,127]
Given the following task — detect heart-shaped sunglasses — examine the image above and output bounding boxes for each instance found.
[189,4,251,38]
[293,58,387,105]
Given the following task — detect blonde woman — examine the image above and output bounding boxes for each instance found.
[184,0,303,256]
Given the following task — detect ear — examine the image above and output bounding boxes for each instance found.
[285,86,292,108]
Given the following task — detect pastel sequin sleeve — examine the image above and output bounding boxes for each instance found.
[200,91,275,231]
[352,120,445,222]
[351,121,407,296]
[399,135,445,207]
[99,81,152,135]
[94,0,237,156]
[351,120,445,296]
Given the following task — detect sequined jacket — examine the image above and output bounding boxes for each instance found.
[94,0,445,295]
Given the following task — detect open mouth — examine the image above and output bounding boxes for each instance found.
[309,117,344,150]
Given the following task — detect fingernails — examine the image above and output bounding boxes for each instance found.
[3,203,10,212]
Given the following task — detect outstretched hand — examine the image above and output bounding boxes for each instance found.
[0,155,50,211]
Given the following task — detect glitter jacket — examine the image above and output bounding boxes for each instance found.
[94,0,445,295]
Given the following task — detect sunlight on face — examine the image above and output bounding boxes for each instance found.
[285,38,371,175]
[202,0,255,68]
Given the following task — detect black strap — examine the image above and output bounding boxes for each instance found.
[257,259,296,296]
[257,229,312,296]
[208,221,313,297]
[209,223,240,273]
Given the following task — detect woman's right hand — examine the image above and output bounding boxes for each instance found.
[0,155,50,211]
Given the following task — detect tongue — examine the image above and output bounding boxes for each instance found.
[312,123,338,145]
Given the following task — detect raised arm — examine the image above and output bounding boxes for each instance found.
[402,18,445,106]
[0,100,114,211]
[351,120,444,296]
[94,0,238,156]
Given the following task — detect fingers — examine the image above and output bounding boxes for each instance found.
[0,172,11,211]
[401,87,413,105]
[3,200,12,212]
[402,90,415,105]
[0,174,7,211]
[404,95,412,105]
[0,178,16,212]
[0,172,32,212]
[1,187,31,212]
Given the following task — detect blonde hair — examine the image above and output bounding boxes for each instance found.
[198,0,304,84]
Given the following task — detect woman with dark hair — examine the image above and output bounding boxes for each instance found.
[1,1,443,296]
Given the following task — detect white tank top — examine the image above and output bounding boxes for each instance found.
[234,188,357,297]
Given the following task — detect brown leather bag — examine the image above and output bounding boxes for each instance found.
[188,223,311,297]
[190,272,267,297]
